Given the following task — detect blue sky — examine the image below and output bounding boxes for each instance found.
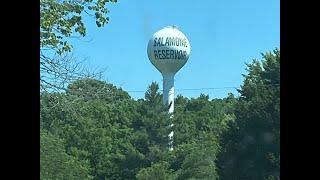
[68,0,280,100]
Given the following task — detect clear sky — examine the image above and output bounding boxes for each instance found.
[68,0,280,100]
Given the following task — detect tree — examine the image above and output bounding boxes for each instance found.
[40,78,238,179]
[144,82,162,107]
[41,0,117,54]
[176,145,218,180]
[66,78,131,102]
[133,83,171,164]
[164,93,235,179]
[136,162,175,180]
[41,79,144,180]
[218,48,280,180]
[40,0,117,92]
[40,130,92,180]
[40,48,280,179]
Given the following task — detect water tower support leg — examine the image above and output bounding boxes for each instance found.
[162,73,175,151]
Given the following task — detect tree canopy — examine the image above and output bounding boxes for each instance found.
[40,0,117,92]
[41,0,117,54]
[218,49,280,180]
[40,49,280,179]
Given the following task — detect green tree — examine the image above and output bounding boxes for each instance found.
[218,48,280,180]
[41,0,117,54]
[167,93,235,179]
[66,78,130,102]
[40,130,92,180]
[41,79,145,180]
[136,162,175,180]
[171,136,220,180]
[144,81,162,108]
[40,78,243,180]
[132,83,171,165]
[40,0,117,91]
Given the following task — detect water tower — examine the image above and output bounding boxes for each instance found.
[147,26,191,150]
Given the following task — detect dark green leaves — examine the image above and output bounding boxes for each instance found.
[218,48,280,180]
[136,162,174,180]
[40,48,280,180]
[40,130,92,180]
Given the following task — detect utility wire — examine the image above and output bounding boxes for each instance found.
[125,84,280,93]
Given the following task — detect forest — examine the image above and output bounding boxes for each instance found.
[40,48,280,180]
[40,1,280,179]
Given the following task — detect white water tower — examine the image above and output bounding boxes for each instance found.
[147,26,191,150]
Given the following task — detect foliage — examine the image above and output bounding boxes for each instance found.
[40,79,232,179]
[136,162,174,180]
[67,78,131,102]
[218,48,280,180]
[40,130,92,180]
[40,0,117,91]
[40,0,117,54]
[40,49,280,180]
[144,81,163,108]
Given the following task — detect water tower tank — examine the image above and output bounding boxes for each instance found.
[147,26,191,75]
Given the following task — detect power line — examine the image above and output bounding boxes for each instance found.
[41,84,280,110]
[126,87,238,93]
[125,84,280,93]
